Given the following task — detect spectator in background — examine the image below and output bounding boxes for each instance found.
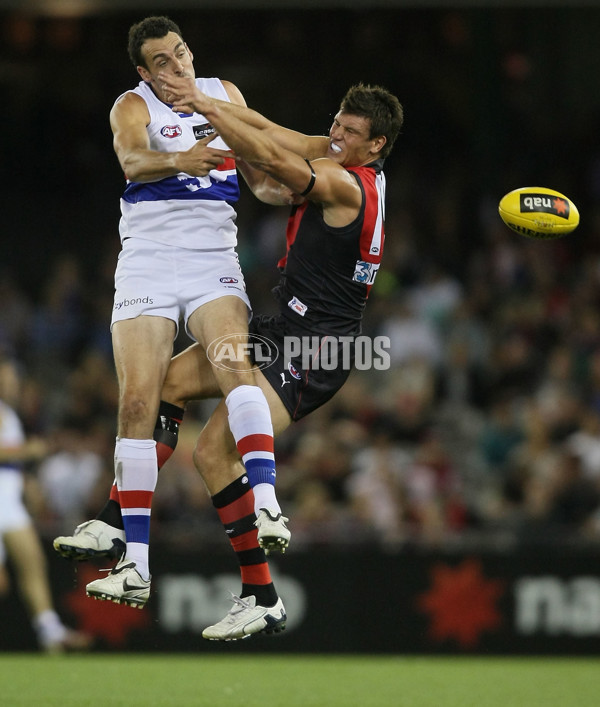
[565,404,600,482]
[515,449,600,545]
[379,296,443,369]
[346,430,409,546]
[28,254,86,377]
[36,416,105,532]
[0,270,33,360]
[478,394,524,478]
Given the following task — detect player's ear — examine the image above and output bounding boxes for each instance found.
[371,135,386,155]
[137,65,151,82]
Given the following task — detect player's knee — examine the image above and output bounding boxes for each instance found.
[161,363,190,409]
[161,377,184,409]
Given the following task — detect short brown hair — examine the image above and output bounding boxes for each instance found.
[127,16,183,68]
[339,83,404,159]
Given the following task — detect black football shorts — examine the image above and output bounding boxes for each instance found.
[249,313,353,421]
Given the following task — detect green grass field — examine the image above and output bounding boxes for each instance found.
[1,654,599,707]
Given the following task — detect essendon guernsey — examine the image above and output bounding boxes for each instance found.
[274,159,386,337]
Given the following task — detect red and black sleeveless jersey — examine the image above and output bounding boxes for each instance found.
[273,159,386,336]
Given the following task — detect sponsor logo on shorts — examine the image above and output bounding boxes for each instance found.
[288,296,307,317]
[160,125,182,138]
[219,277,239,284]
[114,296,154,311]
[288,363,302,380]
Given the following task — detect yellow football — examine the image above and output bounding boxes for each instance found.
[498,186,579,240]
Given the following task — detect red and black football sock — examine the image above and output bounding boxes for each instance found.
[94,483,124,529]
[93,400,185,529]
[154,400,184,469]
[212,474,279,608]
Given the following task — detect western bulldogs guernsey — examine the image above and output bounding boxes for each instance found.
[275,160,386,336]
[0,400,24,474]
[117,78,239,250]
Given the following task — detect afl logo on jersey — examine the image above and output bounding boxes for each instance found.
[220,277,239,284]
[161,125,182,138]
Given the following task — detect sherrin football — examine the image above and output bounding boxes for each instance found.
[498,186,579,240]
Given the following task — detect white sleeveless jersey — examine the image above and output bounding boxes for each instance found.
[117,78,239,250]
[0,400,25,473]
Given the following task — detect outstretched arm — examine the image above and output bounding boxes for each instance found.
[160,74,330,162]
[160,74,362,226]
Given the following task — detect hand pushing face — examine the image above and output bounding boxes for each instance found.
[137,31,195,103]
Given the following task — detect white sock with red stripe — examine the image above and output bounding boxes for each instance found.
[226,385,281,516]
[114,437,157,581]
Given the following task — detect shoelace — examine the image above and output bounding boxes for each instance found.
[229,593,252,615]
[97,555,129,575]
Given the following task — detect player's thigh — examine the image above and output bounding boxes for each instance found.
[3,525,46,571]
[187,295,256,393]
[162,343,222,405]
[112,315,177,393]
[187,294,249,348]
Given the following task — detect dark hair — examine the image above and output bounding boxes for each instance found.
[127,16,184,68]
[339,83,404,159]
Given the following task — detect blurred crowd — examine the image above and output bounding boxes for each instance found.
[3,7,600,553]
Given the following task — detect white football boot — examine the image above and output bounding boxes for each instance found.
[53,519,126,561]
[254,509,291,555]
[202,594,286,641]
[86,558,150,609]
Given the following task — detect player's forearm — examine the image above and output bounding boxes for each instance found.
[217,103,325,159]
[0,441,46,464]
[202,103,275,170]
[120,149,185,183]
[0,447,27,463]
[204,105,307,195]
[208,100,313,155]
[164,76,326,159]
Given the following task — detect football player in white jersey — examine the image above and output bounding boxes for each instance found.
[0,357,91,652]
[77,16,316,612]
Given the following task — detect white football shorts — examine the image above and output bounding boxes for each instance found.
[0,471,31,537]
[111,239,251,339]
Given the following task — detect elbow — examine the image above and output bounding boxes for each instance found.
[121,158,143,182]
